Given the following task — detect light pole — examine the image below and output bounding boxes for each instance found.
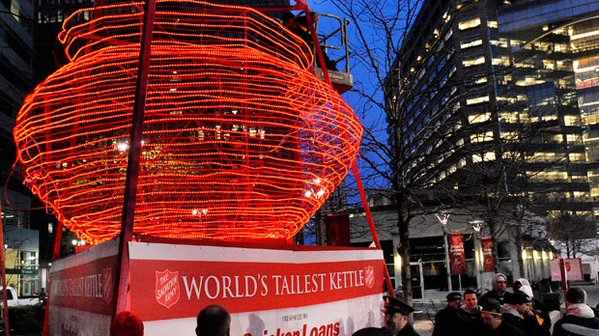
[471,220,484,289]
[436,212,452,291]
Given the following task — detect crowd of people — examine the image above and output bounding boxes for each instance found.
[109,272,599,336]
[353,272,599,336]
[109,304,230,336]
[425,272,599,336]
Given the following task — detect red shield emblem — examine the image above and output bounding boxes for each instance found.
[364,266,375,289]
[155,270,180,309]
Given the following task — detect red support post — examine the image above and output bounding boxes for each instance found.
[113,0,156,314]
[0,203,10,336]
[300,2,395,297]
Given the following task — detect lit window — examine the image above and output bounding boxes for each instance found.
[491,38,509,48]
[488,21,498,29]
[543,60,555,70]
[483,151,496,161]
[459,18,481,30]
[501,131,519,140]
[466,95,490,105]
[475,77,488,84]
[499,112,518,122]
[564,115,579,126]
[468,112,491,123]
[569,153,585,162]
[463,56,486,67]
[470,131,494,143]
[491,57,510,66]
[472,154,482,163]
[461,39,482,49]
[567,134,581,143]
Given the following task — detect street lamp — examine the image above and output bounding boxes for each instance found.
[471,220,484,289]
[435,212,452,291]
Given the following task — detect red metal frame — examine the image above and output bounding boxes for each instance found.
[33,1,394,332]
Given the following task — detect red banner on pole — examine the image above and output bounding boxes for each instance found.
[326,214,350,246]
[449,234,467,274]
[482,237,495,273]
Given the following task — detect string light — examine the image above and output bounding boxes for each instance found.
[14,0,362,245]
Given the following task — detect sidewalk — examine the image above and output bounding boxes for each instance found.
[413,319,433,336]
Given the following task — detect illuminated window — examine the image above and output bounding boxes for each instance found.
[566,134,581,144]
[499,112,518,122]
[569,153,585,162]
[483,151,496,161]
[564,115,579,126]
[470,131,494,143]
[459,18,481,30]
[491,57,510,66]
[488,21,498,29]
[529,171,568,181]
[466,95,490,105]
[461,39,482,49]
[501,131,519,140]
[475,77,488,84]
[543,60,555,70]
[468,112,491,123]
[491,38,509,48]
[463,56,486,67]
[472,154,482,163]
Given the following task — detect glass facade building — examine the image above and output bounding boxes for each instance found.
[0,0,38,296]
[390,0,599,229]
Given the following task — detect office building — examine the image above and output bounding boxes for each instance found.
[389,0,599,226]
[0,0,38,296]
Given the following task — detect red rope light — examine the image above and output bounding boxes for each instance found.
[14,0,362,245]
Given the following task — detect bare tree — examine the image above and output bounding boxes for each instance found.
[549,213,598,258]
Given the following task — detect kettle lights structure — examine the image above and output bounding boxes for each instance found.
[13,0,362,245]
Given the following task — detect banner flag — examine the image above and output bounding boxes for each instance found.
[482,237,495,273]
[449,234,467,274]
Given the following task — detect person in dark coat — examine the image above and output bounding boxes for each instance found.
[513,281,551,336]
[196,305,230,336]
[352,327,390,336]
[459,288,485,336]
[110,311,144,336]
[481,299,525,336]
[432,292,463,336]
[553,287,599,336]
[281,11,338,70]
[382,295,420,336]
[502,289,543,335]
[480,273,513,305]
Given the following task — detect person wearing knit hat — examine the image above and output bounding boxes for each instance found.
[480,299,525,336]
[432,292,463,336]
[512,278,552,336]
[553,287,599,336]
[503,290,549,336]
[480,273,514,305]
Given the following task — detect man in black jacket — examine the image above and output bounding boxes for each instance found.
[433,292,464,336]
[480,273,513,305]
[382,296,420,336]
[481,299,525,336]
[553,287,599,336]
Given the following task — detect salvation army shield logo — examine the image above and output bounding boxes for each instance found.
[364,266,375,289]
[155,270,180,309]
